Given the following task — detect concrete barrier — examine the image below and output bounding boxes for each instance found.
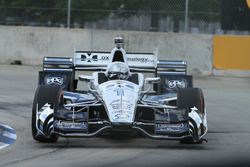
[0,26,213,75]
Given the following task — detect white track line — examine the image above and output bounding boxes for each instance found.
[0,142,9,150]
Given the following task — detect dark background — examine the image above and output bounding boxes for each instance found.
[221,0,250,30]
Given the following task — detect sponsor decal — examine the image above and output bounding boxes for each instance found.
[155,123,188,134]
[110,102,132,110]
[81,54,109,62]
[167,80,186,89]
[109,99,133,121]
[46,77,64,86]
[127,57,149,63]
[114,85,124,96]
[101,56,109,60]
[54,120,87,130]
[155,123,185,132]
[81,54,97,62]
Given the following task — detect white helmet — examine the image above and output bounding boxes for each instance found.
[106,62,130,80]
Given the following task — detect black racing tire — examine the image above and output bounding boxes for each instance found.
[179,137,196,144]
[31,85,62,142]
[177,88,205,144]
[177,88,204,114]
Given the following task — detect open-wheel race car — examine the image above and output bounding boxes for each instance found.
[32,37,207,144]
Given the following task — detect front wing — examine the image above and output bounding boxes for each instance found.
[35,96,207,142]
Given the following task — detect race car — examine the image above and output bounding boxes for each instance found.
[31,37,207,144]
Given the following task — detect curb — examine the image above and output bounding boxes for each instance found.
[0,123,17,150]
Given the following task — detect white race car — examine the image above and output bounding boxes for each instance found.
[32,37,207,144]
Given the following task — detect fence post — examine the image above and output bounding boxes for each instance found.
[184,0,189,32]
[67,0,71,28]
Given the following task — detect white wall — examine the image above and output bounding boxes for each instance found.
[0,26,213,75]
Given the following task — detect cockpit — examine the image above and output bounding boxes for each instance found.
[106,62,130,80]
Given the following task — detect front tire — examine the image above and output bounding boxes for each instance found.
[31,85,61,142]
[177,88,205,144]
[177,88,204,114]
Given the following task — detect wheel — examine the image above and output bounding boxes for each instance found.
[177,88,204,114]
[179,137,196,144]
[177,88,205,144]
[31,85,61,142]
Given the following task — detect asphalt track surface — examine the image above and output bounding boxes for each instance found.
[0,65,250,167]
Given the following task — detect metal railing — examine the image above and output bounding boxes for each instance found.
[0,0,224,34]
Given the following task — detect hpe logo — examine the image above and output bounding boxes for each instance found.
[167,80,186,89]
[46,77,63,86]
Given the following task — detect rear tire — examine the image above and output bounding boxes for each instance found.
[177,88,205,144]
[31,85,61,142]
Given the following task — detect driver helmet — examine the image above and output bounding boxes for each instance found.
[106,62,130,80]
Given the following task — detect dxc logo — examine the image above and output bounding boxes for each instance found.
[81,54,109,62]
[81,54,98,62]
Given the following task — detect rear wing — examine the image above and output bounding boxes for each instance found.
[43,51,187,75]
[73,51,157,73]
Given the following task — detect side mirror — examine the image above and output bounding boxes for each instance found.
[142,77,160,93]
[145,77,161,84]
[78,75,94,82]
